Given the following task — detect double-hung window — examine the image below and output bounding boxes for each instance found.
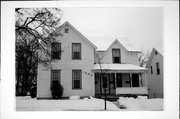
[50,70,61,89]
[112,49,121,63]
[51,42,61,60]
[150,66,153,74]
[72,43,81,60]
[72,70,82,89]
[156,62,160,75]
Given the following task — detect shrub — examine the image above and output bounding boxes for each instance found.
[30,85,37,98]
[51,80,63,99]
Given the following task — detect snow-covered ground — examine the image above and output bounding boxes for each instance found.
[118,96,163,111]
[16,96,163,111]
[16,96,119,111]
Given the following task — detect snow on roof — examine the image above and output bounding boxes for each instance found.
[94,64,147,71]
[86,36,141,52]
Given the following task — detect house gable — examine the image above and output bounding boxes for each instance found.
[56,21,97,50]
[146,48,163,68]
[96,39,140,65]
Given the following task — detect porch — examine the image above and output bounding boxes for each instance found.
[94,64,148,97]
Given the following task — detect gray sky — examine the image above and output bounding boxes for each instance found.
[60,7,163,54]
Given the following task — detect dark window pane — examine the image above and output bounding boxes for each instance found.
[74,80,80,89]
[52,52,61,59]
[114,57,120,63]
[74,52,80,59]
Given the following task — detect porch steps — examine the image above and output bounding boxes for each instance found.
[95,95,119,101]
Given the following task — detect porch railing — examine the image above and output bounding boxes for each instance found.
[116,87,148,94]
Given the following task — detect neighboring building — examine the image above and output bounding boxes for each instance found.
[37,21,148,98]
[146,48,163,98]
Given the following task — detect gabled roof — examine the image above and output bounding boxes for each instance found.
[57,21,97,49]
[94,39,141,60]
[87,36,141,52]
[145,48,163,68]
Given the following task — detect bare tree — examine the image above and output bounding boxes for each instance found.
[138,50,150,67]
[95,52,108,110]
[15,8,63,96]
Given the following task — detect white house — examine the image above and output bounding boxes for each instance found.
[146,48,163,98]
[37,21,148,98]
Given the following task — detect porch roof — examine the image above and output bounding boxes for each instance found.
[93,64,148,72]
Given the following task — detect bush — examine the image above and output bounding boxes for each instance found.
[51,80,63,99]
[30,85,37,98]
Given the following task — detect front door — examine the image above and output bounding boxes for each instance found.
[109,73,116,94]
[101,75,109,94]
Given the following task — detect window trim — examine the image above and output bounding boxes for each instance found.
[150,66,153,74]
[72,69,82,90]
[65,28,69,33]
[50,70,61,89]
[112,49,121,63]
[51,42,61,60]
[156,62,160,75]
[72,43,81,60]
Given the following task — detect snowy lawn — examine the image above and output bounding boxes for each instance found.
[16,96,163,111]
[118,96,163,111]
[16,96,120,111]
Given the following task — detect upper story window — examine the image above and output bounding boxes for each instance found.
[51,42,61,60]
[155,51,158,55]
[150,66,153,74]
[72,43,81,60]
[156,62,160,75]
[65,28,69,33]
[112,49,121,63]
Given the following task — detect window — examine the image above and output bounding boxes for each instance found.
[150,66,153,74]
[156,62,160,75]
[51,70,61,89]
[155,51,158,55]
[72,70,82,89]
[72,43,81,60]
[112,49,121,63]
[51,42,61,60]
[65,28,69,33]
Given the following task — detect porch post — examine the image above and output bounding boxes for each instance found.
[130,72,133,95]
[114,73,117,91]
[144,72,148,94]
[144,72,148,87]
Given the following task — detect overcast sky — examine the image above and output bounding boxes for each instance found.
[60,7,163,54]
